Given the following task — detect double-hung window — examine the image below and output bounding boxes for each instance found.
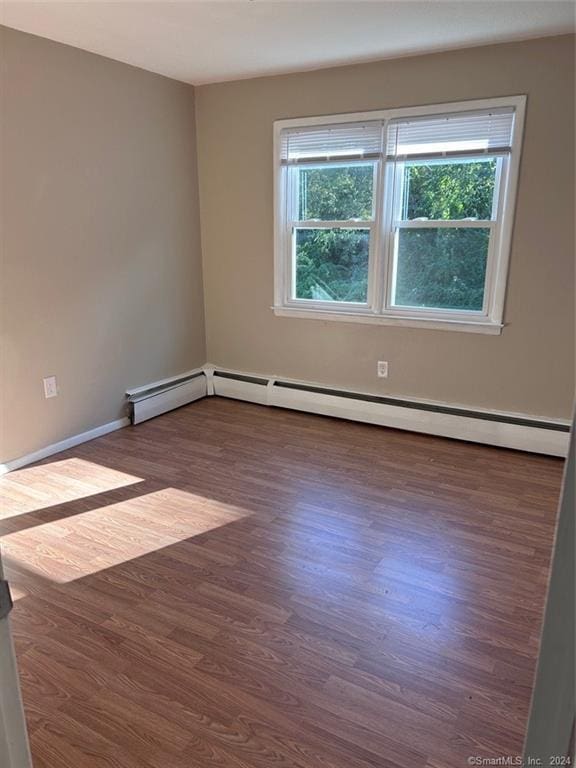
[274,96,525,333]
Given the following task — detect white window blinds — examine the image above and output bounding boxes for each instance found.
[280,121,384,165]
[386,107,516,161]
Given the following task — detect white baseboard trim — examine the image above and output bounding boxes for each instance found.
[210,367,570,457]
[0,417,130,476]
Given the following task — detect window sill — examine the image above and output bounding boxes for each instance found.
[272,306,503,335]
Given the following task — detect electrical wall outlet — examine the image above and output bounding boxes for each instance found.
[377,361,389,378]
[43,376,58,399]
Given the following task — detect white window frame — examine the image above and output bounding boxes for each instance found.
[273,95,526,334]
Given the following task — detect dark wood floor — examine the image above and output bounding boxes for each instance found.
[0,398,564,768]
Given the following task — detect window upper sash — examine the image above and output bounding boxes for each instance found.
[280,107,516,166]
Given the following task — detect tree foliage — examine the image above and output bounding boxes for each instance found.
[394,228,489,310]
[294,159,496,308]
[403,160,496,220]
[296,228,369,302]
[296,165,372,301]
[299,165,373,221]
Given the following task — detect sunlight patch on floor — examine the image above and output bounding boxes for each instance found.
[0,458,143,519]
[1,487,252,588]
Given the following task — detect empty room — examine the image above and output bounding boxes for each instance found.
[0,1,574,766]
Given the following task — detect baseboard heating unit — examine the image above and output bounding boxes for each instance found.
[123,366,569,455]
[207,368,570,457]
[127,371,207,424]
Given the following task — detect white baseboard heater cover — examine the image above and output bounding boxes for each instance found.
[210,370,570,457]
[128,373,206,424]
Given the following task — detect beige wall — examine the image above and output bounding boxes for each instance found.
[0,26,205,463]
[196,35,575,420]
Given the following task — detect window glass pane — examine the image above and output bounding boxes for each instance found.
[393,228,489,311]
[295,228,369,302]
[297,164,374,221]
[401,159,497,221]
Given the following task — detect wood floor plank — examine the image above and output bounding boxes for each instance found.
[0,397,563,767]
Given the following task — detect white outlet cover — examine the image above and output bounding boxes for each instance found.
[377,361,389,378]
[43,376,58,398]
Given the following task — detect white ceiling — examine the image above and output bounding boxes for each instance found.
[1,1,574,85]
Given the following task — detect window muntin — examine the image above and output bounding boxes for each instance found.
[275,98,524,330]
